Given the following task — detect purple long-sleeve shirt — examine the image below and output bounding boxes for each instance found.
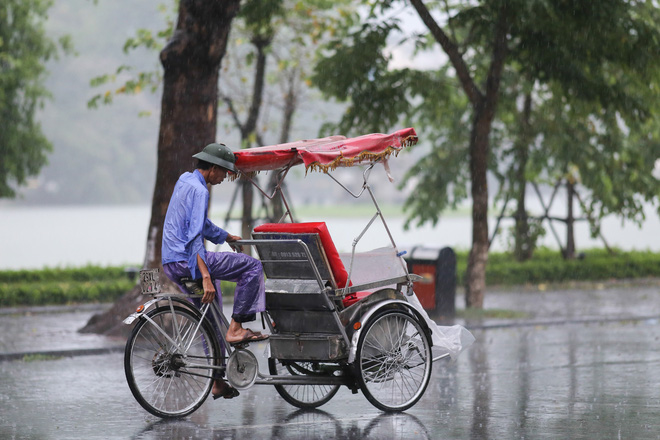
[162,170,229,279]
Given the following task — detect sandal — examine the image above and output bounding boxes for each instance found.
[227,328,269,347]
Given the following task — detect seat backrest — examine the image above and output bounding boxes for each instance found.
[252,222,350,289]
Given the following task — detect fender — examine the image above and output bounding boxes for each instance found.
[122,297,162,325]
[347,299,431,363]
[122,295,195,325]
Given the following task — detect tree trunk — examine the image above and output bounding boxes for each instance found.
[238,36,270,252]
[268,70,299,221]
[513,166,530,260]
[513,93,533,261]
[241,178,254,247]
[464,12,509,309]
[564,179,576,259]
[80,0,241,336]
[465,103,492,309]
[411,0,509,309]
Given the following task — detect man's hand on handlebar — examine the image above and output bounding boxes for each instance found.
[226,234,244,253]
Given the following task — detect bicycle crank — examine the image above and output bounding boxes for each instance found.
[226,349,258,390]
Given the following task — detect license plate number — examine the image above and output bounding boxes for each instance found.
[140,269,161,295]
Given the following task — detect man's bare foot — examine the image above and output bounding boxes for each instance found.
[212,379,239,400]
[225,328,269,345]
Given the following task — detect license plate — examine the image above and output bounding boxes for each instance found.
[140,269,161,295]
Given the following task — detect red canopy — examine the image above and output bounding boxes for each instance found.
[233,128,418,174]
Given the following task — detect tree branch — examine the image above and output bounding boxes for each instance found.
[220,94,245,134]
[441,0,458,45]
[482,5,510,121]
[279,68,299,144]
[244,35,271,139]
[410,0,482,105]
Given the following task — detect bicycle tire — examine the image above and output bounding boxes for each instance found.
[124,305,221,418]
[268,358,341,409]
[355,308,432,412]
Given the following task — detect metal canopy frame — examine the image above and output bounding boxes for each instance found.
[238,160,414,294]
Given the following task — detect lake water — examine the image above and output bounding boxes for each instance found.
[1,204,659,270]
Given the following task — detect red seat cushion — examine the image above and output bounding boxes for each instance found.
[253,222,350,288]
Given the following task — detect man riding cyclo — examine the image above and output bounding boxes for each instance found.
[161,142,268,400]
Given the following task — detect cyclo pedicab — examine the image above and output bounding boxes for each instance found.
[123,127,474,418]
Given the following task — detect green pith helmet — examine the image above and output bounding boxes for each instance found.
[192,143,236,172]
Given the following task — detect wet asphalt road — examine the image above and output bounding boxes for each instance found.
[2,282,660,439]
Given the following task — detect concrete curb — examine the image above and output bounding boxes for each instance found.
[0,303,112,316]
[0,346,124,362]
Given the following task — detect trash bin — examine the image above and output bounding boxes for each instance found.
[405,246,456,317]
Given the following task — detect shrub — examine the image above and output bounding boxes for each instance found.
[0,265,237,307]
[455,248,660,286]
[1,251,658,308]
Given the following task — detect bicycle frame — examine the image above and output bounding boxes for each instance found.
[124,294,230,375]
[125,289,356,387]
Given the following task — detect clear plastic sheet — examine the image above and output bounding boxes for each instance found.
[341,247,474,360]
[406,291,475,360]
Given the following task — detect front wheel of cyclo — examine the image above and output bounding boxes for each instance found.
[124,305,221,418]
[356,309,432,412]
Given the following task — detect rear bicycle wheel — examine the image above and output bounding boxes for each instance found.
[124,305,221,418]
[356,309,432,412]
[268,358,340,409]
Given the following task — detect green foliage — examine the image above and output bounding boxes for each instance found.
[0,0,72,198]
[88,65,161,108]
[509,0,660,115]
[455,248,660,286]
[313,0,660,236]
[87,3,170,109]
[0,265,135,306]
[0,265,236,307]
[239,0,284,39]
[464,0,660,236]
[543,96,660,222]
[313,20,411,134]
[493,77,660,259]
[0,279,134,307]
[401,71,472,228]
[0,265,128,283]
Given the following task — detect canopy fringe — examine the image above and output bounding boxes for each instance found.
[305,133,418,174]
[229,171,257,182]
